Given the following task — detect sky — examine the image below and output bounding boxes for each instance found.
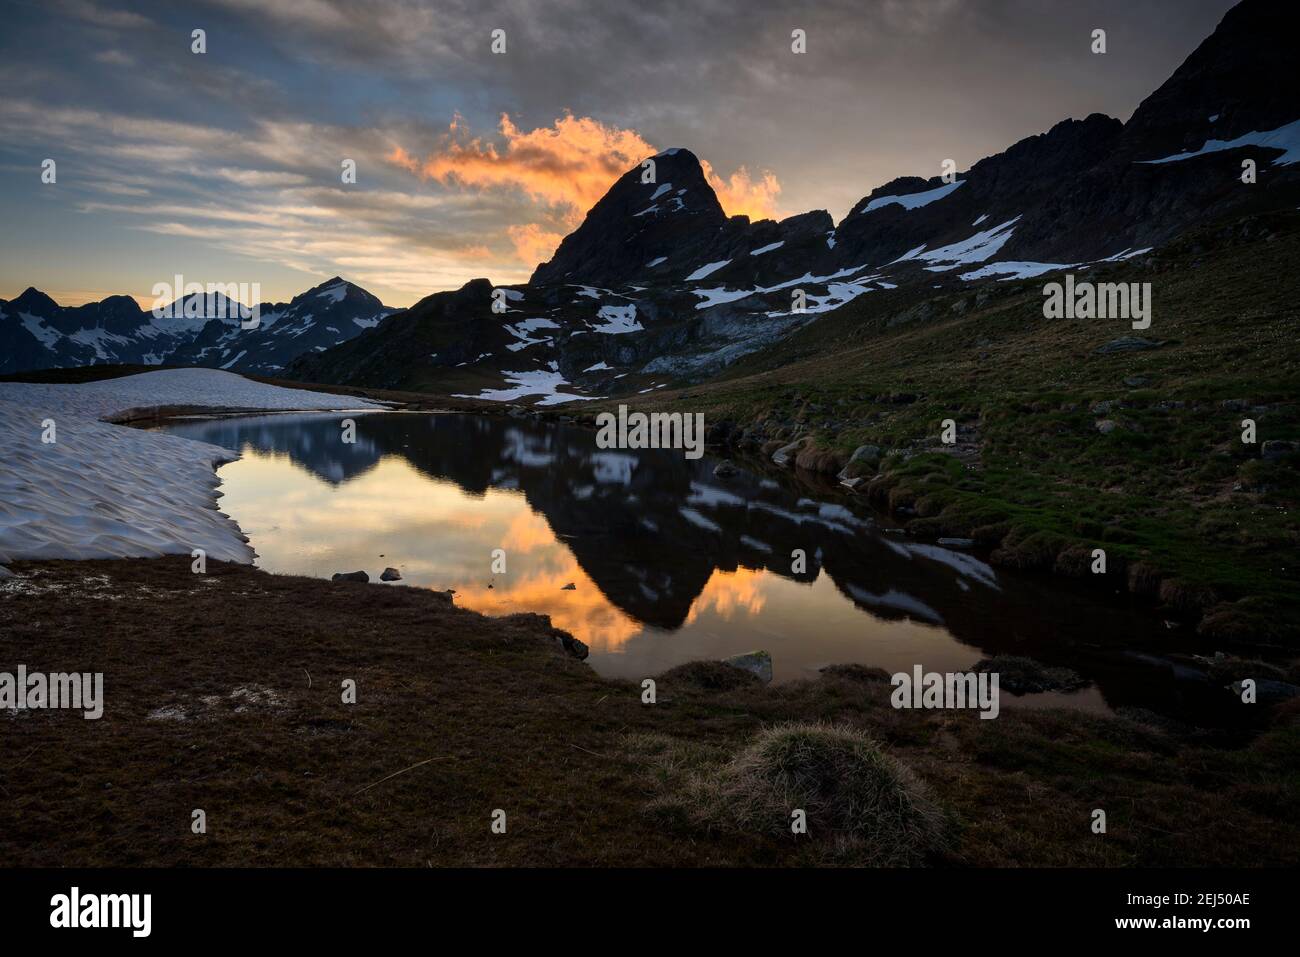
[0,0,1239,308]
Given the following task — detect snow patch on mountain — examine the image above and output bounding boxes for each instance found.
[685,259,731,281]
[590,304,642,334]
[1140,117,1300,167]
[863,179,965,214]
[916,217,1021,270]
[959,260,1072,281]
[453,370,598,406]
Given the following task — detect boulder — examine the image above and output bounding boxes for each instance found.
[771,436,809,468]
[559,633,589,660]
[712,460,739,478]
[1261,440,1298,461]
[380,567,402,582]
[972,655,1088,694]
[331,570,369,583]
[721,650,773,684]
[837,443,882,481]
[1094,336,1164,355]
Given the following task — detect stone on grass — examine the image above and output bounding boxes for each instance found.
[1094,336,1163,355]
[721,650,773,684]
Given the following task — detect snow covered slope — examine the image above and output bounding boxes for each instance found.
[0,369,383,567]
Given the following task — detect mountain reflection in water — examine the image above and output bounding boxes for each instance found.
[153,411,1242,724]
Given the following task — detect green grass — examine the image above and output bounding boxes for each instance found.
[603,211,1300,642]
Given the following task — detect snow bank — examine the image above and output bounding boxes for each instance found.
[685,259,731,281]
[0,369,383,566]
[1140,118,1300,167]
[959,261,1072,281]
[862,179,964,214]
[590,304,642,334]
[915,217,1020,270]
[452,369,598,407]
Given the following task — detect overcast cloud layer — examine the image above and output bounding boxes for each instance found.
[0,0,1236,307]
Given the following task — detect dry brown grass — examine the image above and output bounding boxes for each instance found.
[1,557,1297,867]
[633,722,949,866]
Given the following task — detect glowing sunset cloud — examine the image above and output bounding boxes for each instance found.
[507,223,567,268]
[389,112,782,265]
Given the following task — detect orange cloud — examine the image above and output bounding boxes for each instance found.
[700,159,782,221]
[389,112,653,227]
[388,113,783,255]
[507,223,566,267]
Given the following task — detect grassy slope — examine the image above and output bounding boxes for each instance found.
[1,557,1297,867]
[617,212,1300,641]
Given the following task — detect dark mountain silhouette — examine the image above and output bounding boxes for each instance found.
[291,0,1300,402]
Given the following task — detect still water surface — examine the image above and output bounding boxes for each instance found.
[154,411,1236,722]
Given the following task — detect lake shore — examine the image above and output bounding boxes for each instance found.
[2,555,1298,867]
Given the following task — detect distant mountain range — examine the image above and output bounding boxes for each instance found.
[289,0,1300,403]
[0,277,394,376]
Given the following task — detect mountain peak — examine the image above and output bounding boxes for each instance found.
[11,287,60,316]
[530,148,727,285]
[1122,0,1300,157]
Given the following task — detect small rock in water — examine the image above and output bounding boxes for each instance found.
[331,570,369,583]
[938,537,975,547]
[1229,679,1300,705]
[713,460,738,478]
[721,650,773,685]
[561,582,576,591]
[380,567,402,582]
